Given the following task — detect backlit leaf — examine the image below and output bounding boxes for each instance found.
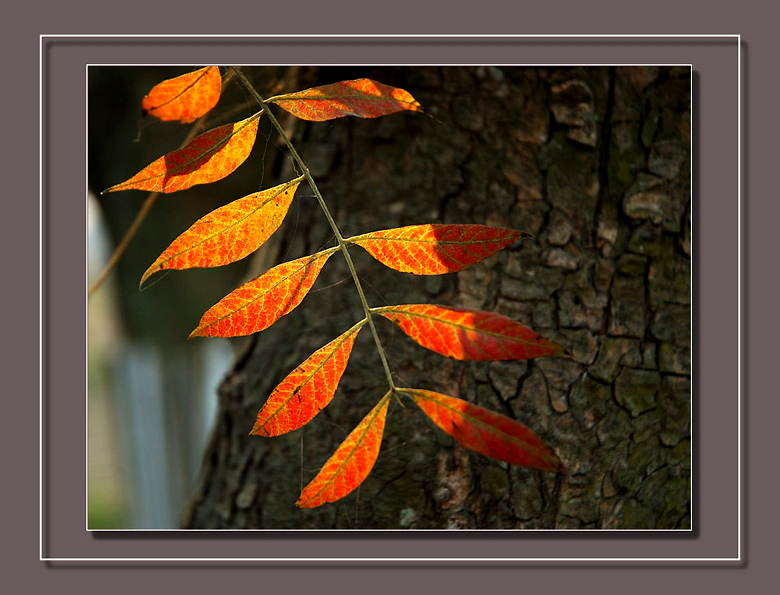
[142,66,222,123]
[347,224,532,275]
[267,78,422,121]
[374,304,567,360]
[251,320,366,437]
[403,388,562,472]
[140,176,303,286]
[102,112,261,194]
[296,392,392,508]
[190,248,337,338]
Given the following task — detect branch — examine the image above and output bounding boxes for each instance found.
[231,67,397,394]
[88,69,237,299]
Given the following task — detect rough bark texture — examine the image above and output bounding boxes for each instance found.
[180,66,691,529]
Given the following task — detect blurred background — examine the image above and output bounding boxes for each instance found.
[88,65,691,529]
[87,65,420,528]
[87,66,292,528]
[88,197,230,528]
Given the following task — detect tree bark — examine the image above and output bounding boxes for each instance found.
[182,66,691,529]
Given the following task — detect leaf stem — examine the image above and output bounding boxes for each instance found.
[232,67,397,393]
[89,68,238,299]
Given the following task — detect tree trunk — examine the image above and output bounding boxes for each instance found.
[182,66,691,529]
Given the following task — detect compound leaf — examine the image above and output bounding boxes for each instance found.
[267,78,422,121]
[347,224,532,275]
[296,392,392,508]
[140,176,303,286]
[142,66,222,123]
[375,304,567,360]
[190,248,337,338]
[102,112,261,194]
[404,388,563,472]
[251,320,366,437]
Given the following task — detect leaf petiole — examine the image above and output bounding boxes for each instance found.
[232,66,397,394]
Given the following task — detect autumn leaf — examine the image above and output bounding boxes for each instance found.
[267,78,422,121]
[251,320,366,437]
[102,112,261,194]
[403,389,562,472]
[374,304,567,360]
[142,66,222,123]
[296,392,392,508]
[347,224,532,275]
[140,176,303,287]
[190,248,337,338]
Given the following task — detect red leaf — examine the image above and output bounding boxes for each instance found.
[374,304,567,360]
[142,66,222,123]
[102,112,261,194]
[347,224,532,274]
[250,320,366,437]
[140,177,303,286]
[404,389,562,472]
[296,392,392,508]
[268,78,422,121]
[190,249,337,338]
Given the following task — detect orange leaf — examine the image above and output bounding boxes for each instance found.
[403,389,562,472]
[250,320,366,437]
[374,304,567,360]
[140,176,303,286]
[102,112,261,194]
[347,224,532,275]
[267,78,422,121]
[190,248,337,338]
[142,66,222,123]
[296,392,392,508]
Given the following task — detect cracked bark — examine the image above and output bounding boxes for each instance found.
[181,66,691,529]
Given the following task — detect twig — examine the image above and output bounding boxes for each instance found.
[231,66,397,395]
[88,69,237,299]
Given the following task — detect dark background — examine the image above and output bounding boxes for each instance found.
[88,65,691,529]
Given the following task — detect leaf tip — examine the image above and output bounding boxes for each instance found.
[544,451,566,475]
[139,267,156,289]
[249,418,272,437]
[538,334,571,359]
[551,340,573,358]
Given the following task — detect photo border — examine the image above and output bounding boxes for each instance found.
[42,34,738,563]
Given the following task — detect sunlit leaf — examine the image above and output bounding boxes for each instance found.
[296,392,392,508]
[374,304,567,360]
[142,66,222,123]
[403,388,562,472]
[190,248,337,338]
[347,224,532,275]
[102,112,261,194]
[140,176,303,286]
[251,320,366,437]
[267,78,422,121]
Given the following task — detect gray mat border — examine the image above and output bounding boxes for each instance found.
[42,34,737,564]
